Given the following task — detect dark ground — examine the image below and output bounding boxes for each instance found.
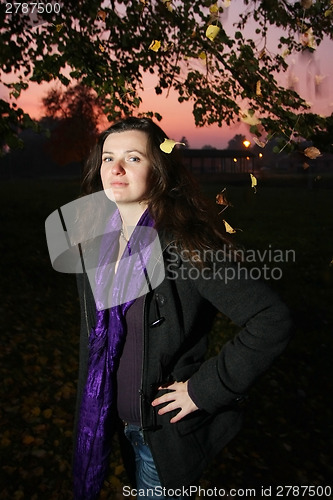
[0,174,332,499]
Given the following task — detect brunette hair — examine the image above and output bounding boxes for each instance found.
[81,117,234,261]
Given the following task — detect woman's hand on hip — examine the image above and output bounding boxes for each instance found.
[151,380,199,424]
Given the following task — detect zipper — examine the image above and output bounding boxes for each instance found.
[139,239,175,439]
[139,293,147,442]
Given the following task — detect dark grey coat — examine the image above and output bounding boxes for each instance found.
[76,238,292,490]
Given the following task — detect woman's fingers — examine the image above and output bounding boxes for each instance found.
[151,381,198,423]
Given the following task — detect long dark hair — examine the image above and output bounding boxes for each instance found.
[81,117,234,262]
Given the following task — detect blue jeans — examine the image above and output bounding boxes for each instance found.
[124,424,196,499]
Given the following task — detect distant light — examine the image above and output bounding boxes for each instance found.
[233,158,238,162]
[259,153,263,158]
[243,140,251,148]
[246,156,250,160]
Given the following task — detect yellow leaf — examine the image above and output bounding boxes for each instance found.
[206,25,220,41]
[300,28,316,49]
[250,173,257,193]
[55,24,64,32]
[223,220,236,234]
[303,162,310,170]
[240,110,261,126]
[162,0,173,11]
[99,43,105,52]
[256,80,262,97]
[149,40,161,52]
[160,139,185,153]
[198,51,207,60]
[43,408,53,419]
[304,146,321,159]
[209,3,219,14]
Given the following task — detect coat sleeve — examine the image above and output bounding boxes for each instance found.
[186,260,292,414]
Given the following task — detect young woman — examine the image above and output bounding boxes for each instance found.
[73,117,292,500]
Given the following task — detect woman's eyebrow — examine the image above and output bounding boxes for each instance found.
[102,149,146,155]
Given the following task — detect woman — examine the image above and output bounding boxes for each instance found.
[73,117,292,499]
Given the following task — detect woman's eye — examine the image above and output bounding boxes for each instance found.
[127,156,140,162]
[103,157,112,162]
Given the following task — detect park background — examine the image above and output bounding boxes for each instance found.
[1,1,333,499]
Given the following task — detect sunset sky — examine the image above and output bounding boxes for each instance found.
[2,2,333,149]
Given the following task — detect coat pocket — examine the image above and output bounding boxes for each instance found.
[176,409,214,436]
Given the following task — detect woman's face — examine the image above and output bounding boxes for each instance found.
[100,130,151,206]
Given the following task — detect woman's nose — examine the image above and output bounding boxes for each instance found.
[111,160,125,175]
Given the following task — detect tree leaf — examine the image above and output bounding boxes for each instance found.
[160,139,185,153]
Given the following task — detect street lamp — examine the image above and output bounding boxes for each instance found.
[243,140,251,148]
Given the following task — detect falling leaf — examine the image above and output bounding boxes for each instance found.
[206,25,220,41]
[282,48,290,58]
[209,3,219,14]
[54,23,64,32]
[253,137,266,148]
[303,163,310,170]
[223,220,236,234]
[304,146,321,159]
[99,43,105,52]
[198,51,207,60]
[162,41,174,52]
[97,9,107,21]
[216,188,231,206]
[240,109,261,126]
[250,173,257,193]
[160,139,185,153]
[149,40,161,52]
[162,0,173,11]
[216,188,232,214]
[258,48,266,59]
[300,28,316,49]
[256,80,262,97]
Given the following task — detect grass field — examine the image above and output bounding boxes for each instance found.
[0,175,332,499]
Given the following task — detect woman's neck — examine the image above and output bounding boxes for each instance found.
[117,202,148,238]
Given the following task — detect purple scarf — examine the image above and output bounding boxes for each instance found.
[73,208,155,499]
